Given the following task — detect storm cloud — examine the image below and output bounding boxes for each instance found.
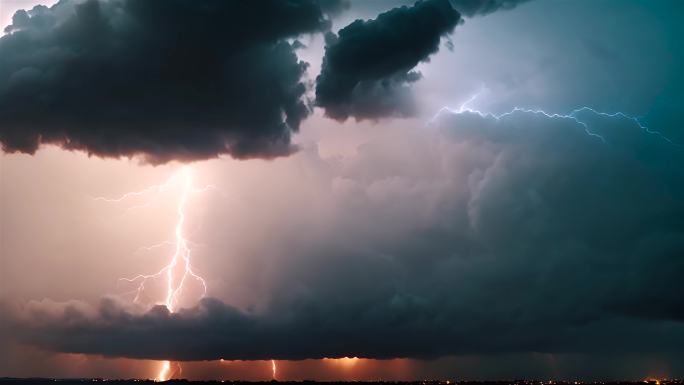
[5,108,684,361]
[0,0,342,163]
[315,0,461,121]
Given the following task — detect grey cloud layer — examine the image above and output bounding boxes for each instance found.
[5,109,684,360]
[315,0,461,121]
[0,0,340,163]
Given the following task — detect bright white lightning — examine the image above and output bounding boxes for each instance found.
[133,240,175,254]
[96,166,216,311]
[429,87,680,146]
[156,360,171,382]
[93,178,175,213]
[272,359,277,380]
[154,360,182,382]
[96,166,217,381]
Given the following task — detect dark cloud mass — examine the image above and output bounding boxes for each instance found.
[5,109,684,361]
[0,0,341,163]
[315,0,461,121]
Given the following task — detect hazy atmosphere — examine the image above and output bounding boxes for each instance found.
[1,0,683,381]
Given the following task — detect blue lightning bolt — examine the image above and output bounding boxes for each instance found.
[429,88,679,147]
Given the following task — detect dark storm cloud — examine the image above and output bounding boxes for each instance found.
[315,0,461,121]
[4,292,684,361]
[449,0,531,17]
[0,0,342,163]
[5,109,684,361]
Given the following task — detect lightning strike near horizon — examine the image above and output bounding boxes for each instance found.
[95,166,218,312]
[154,360,182,382]
[95,166,216,381]
[272,360,277,380]
[156,361,171,382]
[429,87,680,146]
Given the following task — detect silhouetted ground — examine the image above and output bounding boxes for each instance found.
[0,380,682,385]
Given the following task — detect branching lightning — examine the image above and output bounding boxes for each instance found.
[98,166,211,313]
[133,240,176,254]
[429,87,680,146]
[95,166,219,381]
[94,178,174,213]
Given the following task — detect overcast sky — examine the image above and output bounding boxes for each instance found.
[1,0,683,380]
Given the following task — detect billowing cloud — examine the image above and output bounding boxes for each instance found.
[315,0,461,121]
[0,0,342,163]
[5,108,684,361]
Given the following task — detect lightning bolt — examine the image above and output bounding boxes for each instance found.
[155,360,182,382]
[95,166,218,381]
[156,360,171,382]
[272,359,277,380]
[99,166,209,312]
[429,87,680,146]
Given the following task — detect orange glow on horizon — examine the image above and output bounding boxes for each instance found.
[324,356,361,368]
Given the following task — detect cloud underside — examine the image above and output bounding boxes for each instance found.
[315,0,461,121]
[6,109,684,361]
[0,0,340,163]
[0,0,534,161]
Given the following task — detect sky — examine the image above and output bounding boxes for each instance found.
[0,0,683,381]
